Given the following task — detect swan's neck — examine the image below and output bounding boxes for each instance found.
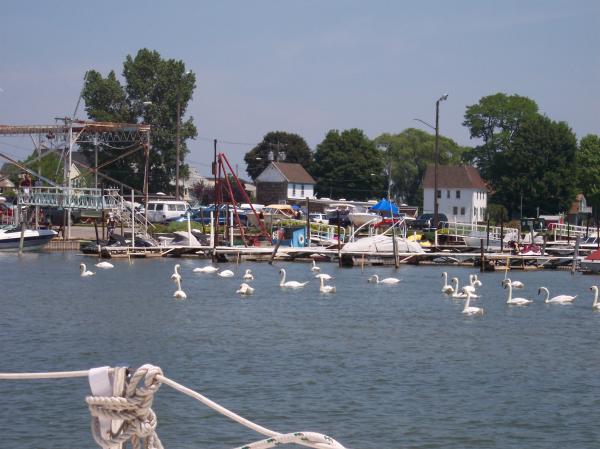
[280,270,286,285]
[373,275,379,283]
[506,284,513,302]
[542,288,550,303]
[593,289,599,306]
[464,293,471,310]
[443,272,448,286]
[176,277,182,291]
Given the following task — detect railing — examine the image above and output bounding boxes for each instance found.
[310,222,346,244]
[105,191,154,241]
[441,221,519,241]
[550,223,597,240]
[18,187,121,210]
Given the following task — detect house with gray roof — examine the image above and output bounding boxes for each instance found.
[255,162,316,205]
[422,165,488,223]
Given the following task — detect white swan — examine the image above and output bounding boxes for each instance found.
[95,261,114,269]
[319,276,336,293]
[80,263,95,277]
[591,286,600,310]
[503,278,524,289]
[472,274,483,288]
[368,274,400,285]
[441,272,454,294]
[462,289,484,316]
[279,268,308,288]
[538,286,576,304]
[504,282,532,306]
[463,274,481,294]
[243,269,254,280]
[171,264,182,282]
[315,273,334,281]
[451,278,478,298]
[236,283,255,295]
[193,265,218,273]
[310,260,321,272]
[173,277,187,299]
[217,270,235,278]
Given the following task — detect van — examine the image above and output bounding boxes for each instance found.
[146,200,189,223]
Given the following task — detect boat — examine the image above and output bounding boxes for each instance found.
[0,224,57,251]
[246,204,297,228]
[341,234,425,254]
[580,248,600,273]
[348,205,383,227]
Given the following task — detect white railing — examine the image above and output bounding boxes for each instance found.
[550,223,597,240]
[441,221,519,241]
[18,187,121,209]
[310,222,346,244]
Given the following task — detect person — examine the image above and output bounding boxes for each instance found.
[107,212,117,239]
[295,209,302,219]
[19,172,32,201]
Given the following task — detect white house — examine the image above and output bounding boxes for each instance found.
[422,165,488,223]
[255,162,316,205]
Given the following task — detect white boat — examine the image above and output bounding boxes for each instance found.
[348,206,383,227]
[341,235,425,254]
[0,225,57,251]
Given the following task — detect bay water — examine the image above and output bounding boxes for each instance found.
[1,252,599,448]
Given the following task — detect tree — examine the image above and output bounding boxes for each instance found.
[492,115,578,217]
[82,48,197,194]
[244,131,313,181]
[576,134,600,195]
[463,93,538,180]
[374,128,467,207]
[312,129,385,201]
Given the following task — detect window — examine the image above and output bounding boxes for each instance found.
[301,184,305,196]
[437,190,441,198]
[156,204,163,211]
[453,206,458,215]
[474,207,477,217]
[446,190,450,198]
[168,204,177,211]
[177,204,186,211]
[460,207,465,215]
[292,183,296,196]
[456,190,461,199]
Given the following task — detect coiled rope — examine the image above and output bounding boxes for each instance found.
[0,364,347,449]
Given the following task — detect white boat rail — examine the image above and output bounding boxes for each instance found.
[550,223,597,240]
[442,221,519,241]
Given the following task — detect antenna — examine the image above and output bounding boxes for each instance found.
[72,71,90,119]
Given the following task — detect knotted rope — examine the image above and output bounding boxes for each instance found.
[86,364,164,449]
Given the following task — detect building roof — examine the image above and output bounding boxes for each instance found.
[422,165,487,190]
[271,162,316,184]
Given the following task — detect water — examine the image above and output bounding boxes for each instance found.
[1,252,600,449]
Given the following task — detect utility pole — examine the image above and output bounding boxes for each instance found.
[175,100,181,200]
[433,94,448,229]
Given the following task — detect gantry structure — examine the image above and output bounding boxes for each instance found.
[0,119,151,238]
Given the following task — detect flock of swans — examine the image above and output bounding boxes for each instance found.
[439,271,599,316]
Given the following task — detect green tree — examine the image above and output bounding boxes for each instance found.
[82,48,197,194]
[312,129,385,201]
[374,128,467,207]
[492,115,577,217]
[576,134,600,194]
[244,131,313,181]
[463,93,538,180]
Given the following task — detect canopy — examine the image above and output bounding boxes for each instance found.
[370,198,399,214]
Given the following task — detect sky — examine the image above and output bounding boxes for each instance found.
[0,0,598,179]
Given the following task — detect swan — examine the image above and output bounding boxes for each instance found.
[315,273,334,280]
[451,278,478,298]
[171,264,182,282]
[236,283,255,295]
[588,285,600,311]
[504,282,532,306]
[502,278,524,289]
[80,263,95,277]
[279,268,308,288]
[310,260,321,272]
[193,265,218,273]
[319,276,336,293]
[441,272,454,294]
[368,274,400,285]
[538,286,576,304]
[462,289,484,316]
[243,269,254,280]
[217,270,235,278]
[472,274,483,288]
[173,277,187,299]
[95,261,114,269]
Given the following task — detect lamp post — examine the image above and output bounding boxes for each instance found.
[414,93,448,229]
[433,94,448,229]
[175,70,192,200]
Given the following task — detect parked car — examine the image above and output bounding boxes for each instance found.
[411,213,448,231]
[309,213,329,225]
[146,200,190,223]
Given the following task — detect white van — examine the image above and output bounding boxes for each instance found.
[146,200,189,223]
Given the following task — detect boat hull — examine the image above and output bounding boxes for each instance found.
[0,229,57,251]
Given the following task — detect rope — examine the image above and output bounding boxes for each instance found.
[0,365,348,449]
[86,364,164,449]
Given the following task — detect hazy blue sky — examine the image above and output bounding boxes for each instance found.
[1,1,598,178]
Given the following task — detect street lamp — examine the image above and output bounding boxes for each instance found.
[414,93,448,229]
[175,70,192,200]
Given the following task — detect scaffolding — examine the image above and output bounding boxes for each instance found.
[0,119,151,239]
